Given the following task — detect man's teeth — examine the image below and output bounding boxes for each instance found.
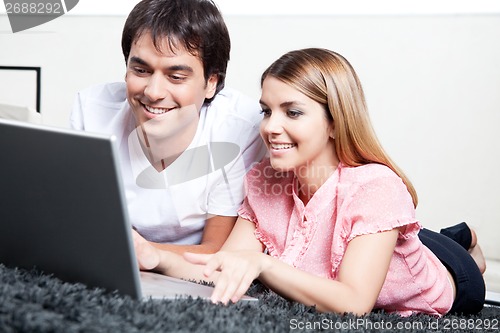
[145,105,170,114]
[271,143,296,150]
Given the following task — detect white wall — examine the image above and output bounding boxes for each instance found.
[226,14,500,232]
[4,0,498,16]
[1,12,499,286]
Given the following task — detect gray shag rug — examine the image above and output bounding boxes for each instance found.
[0,264,499,332]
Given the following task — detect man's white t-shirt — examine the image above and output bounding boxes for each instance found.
[70,82,266,245]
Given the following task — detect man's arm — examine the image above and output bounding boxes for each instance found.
[149,215,236,255]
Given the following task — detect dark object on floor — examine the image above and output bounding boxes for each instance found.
[0,264,498,333]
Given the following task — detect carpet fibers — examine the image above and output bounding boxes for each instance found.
[1,264,499,332]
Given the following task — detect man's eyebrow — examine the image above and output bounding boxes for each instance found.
[168,65,194,73]
[129,56,149,66]
[128,57,194,73]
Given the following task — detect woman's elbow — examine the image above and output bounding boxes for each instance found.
[315,297,375,316]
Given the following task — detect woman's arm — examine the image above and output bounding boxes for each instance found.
[187,228,399,314]
[259,229,399,314]
[133,216,264,284]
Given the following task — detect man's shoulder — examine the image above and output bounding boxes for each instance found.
[210,86,261,123]
[215,86,255,103]
[73,82,131,132]
[78,82,127,104]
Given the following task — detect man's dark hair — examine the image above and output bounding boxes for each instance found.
[121,0,230,102]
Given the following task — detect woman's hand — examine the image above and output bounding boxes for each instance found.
[183,250,270,305]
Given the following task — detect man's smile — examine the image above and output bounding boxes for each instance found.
[144,104,177,115]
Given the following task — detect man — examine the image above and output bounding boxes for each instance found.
[70,0,266,254]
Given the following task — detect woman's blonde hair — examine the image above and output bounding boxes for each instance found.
[261,48,418,207]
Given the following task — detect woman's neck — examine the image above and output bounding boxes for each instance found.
[295,159,339,205]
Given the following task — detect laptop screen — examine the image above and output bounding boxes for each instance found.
[0,119,142,298]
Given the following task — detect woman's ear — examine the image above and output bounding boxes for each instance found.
[329,124,336,140]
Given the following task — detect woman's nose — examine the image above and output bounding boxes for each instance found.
[262,113,284,135]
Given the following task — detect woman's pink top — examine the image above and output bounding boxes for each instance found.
[238,159,453,316]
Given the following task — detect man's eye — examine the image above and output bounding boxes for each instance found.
[170,74,186,81]
[133,67,149,74]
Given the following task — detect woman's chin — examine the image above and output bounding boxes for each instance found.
[269,159,295,173]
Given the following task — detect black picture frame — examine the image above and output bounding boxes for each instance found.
[0,65,41,113]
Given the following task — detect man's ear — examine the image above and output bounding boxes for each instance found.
[205,74,218,99]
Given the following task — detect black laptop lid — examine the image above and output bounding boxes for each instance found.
[0,119,141,298]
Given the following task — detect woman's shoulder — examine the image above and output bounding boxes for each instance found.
[340,162,401,185]
[338,163,413,213]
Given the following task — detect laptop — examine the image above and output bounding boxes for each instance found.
[0,118,257,302]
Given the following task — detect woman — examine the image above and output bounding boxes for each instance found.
[134,48,485,316]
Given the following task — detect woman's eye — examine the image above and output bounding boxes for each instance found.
[260,108,271,117]
[287,110,303,118]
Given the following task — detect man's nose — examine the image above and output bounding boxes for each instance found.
[144,73,169,101]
